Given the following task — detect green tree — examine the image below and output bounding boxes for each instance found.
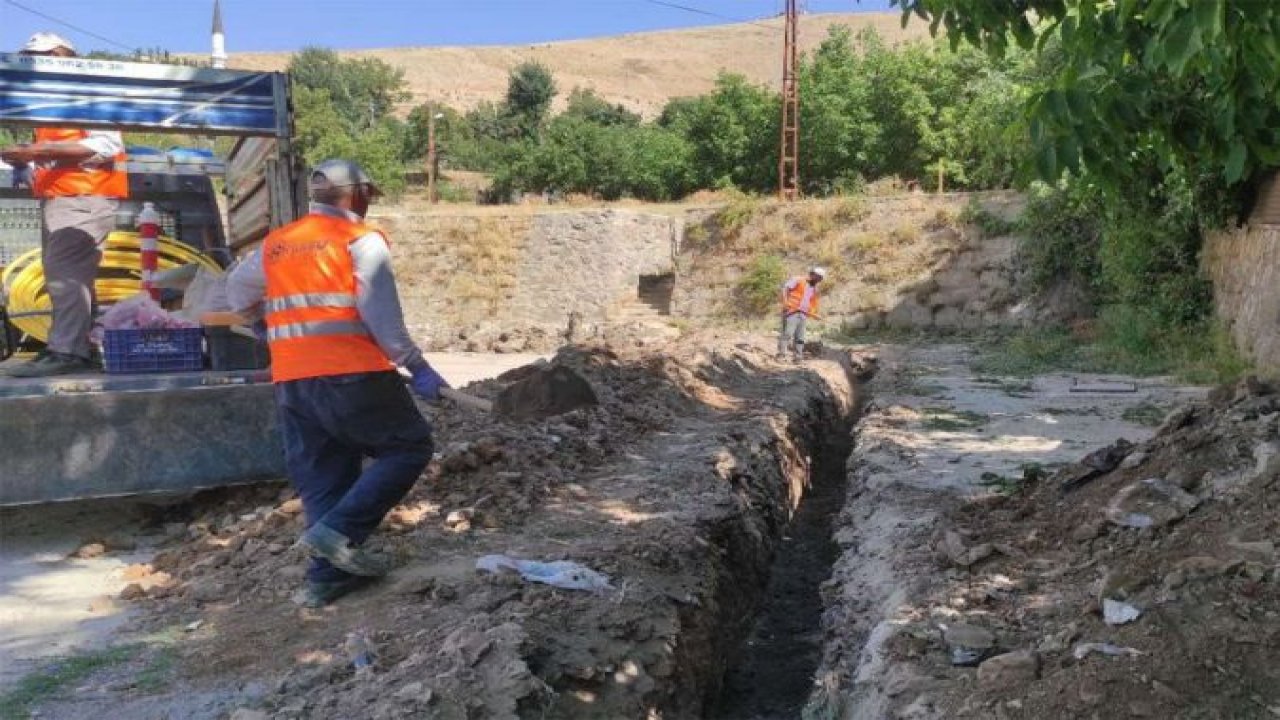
[677,73,777,191]
[657,97,703,132]
[563,88,641,127]
[932,49,1033,189]
[402,104,468,162]
[797,26,876,193]
[504,62,558,139]
[893,0,1280,186]
[288,47,409,134]
[493,116,693,201]
[294,86,405,196]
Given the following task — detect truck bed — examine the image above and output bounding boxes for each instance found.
[0,370,282,505]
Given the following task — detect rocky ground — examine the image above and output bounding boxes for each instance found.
[807,343,1280,720]
[14,338,1279,720]
[11,335,866,720]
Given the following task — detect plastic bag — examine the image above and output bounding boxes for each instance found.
[150,263,201,291]
[99,292,198,332]
[476,554,613,592]
[180,267,230,319]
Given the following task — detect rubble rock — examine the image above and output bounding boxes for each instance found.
[1104,478,1200,529]
[189,579,229,603]
[1071,518,1106,543]
[73,542,107,559]
[1060,439,1134,492]
[943,623,996,651]
[394,681,427,702]
[118,583,147,601]
[944,623,996,666]
[939,530,994,567]
[1227,540,1276,563]
[977,651,1039,688]
[444,508,477,532]
[1119,451,1148,470]
[229,710,269,720]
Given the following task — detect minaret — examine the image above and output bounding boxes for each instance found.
[211,0,227,69]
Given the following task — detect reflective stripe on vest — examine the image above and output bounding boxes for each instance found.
[32,128,129,199]
[264,292,359,314]
[266,319,371,342]
[262,214,394,382]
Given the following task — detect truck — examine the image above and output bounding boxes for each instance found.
[0,52,304,505]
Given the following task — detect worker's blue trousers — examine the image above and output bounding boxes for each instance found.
[275,370,433,582]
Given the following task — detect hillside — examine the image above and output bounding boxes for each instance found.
[229,12,931,117]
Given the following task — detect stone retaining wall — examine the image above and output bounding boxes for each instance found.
[1203,224,1280,373]
[671,193,1032,332]
[375,208,679,350]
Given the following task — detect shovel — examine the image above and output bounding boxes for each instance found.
[439,387,493,413]
[430,364,598,422]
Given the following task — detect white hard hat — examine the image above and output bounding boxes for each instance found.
[810,266,827,279]
[22,32,76,54]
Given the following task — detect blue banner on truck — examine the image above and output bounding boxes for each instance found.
[0,53,288,137]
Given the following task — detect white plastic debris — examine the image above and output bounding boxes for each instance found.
[1072,642,1144,660]
[477,554,613,592]
[1102,598,1143,625]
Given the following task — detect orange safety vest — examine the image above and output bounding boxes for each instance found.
[262,214,395,383]
[783,277,819,316]
[32,128,129,199]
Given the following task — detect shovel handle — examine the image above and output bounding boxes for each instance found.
[440,386,493,413]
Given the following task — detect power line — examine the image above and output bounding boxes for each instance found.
[638,0,778,31]
[2,0,136,53]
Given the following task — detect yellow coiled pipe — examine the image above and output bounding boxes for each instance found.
[2,231,223,342]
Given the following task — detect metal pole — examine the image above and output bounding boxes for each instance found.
[427,104,439,204]
[779,0,800,201]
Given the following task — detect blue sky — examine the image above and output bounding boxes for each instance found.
[0,0,897,55]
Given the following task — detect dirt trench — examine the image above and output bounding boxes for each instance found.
[29,337,873,720]
[713,402,856,718]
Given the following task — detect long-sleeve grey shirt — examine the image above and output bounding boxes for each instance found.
[226,203,425,370]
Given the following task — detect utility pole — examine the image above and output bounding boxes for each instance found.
[426,104,441,204]
[778,0,800,201]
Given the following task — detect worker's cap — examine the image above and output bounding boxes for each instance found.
[308,159,382,197]
[809,266,827,279]
[21,32,76,55]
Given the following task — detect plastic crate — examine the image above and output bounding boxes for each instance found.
[206,326,269,371]
[103,327,204,374]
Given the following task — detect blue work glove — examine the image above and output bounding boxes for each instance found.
[408,360,448,402]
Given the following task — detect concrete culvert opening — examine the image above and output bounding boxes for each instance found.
[638,273,675,315]
[712,400,858,719]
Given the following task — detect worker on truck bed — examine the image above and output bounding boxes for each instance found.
[226,159,449,608]
[778,266,825,363]
[0,33,128,378]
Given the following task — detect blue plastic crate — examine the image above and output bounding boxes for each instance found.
[103,327,204,374]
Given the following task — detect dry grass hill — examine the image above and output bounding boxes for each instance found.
[229,12,931,117]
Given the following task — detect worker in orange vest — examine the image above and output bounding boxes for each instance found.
[0,33,129,377]
[226,159,448,607]
[778,266,825,362]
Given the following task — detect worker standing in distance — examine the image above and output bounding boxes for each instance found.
[0,33,129,377]
[226,159,448,608]
[777,266,825,363]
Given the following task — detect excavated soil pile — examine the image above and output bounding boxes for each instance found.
[118,336,864,719]
[866,377,1280,719]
